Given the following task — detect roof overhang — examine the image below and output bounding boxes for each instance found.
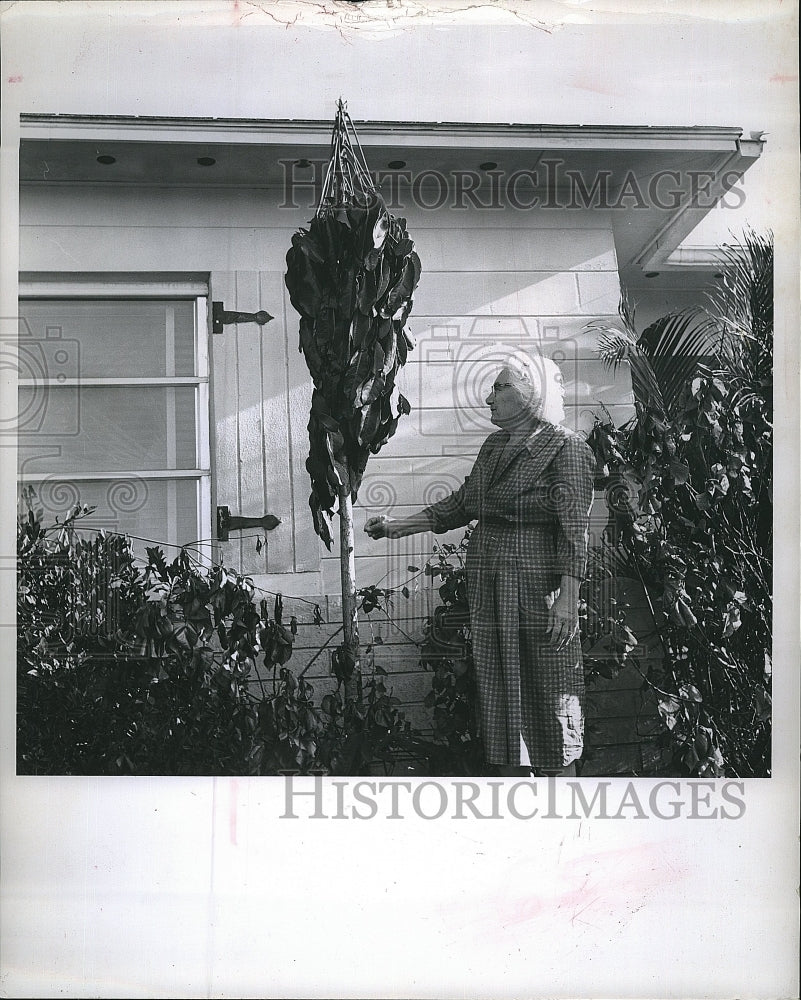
[18,114,765,276]
[18,114,752,148]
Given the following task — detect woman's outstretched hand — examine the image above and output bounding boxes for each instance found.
[364,515,402,539]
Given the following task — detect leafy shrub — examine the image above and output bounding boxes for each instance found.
[416,533,483,774]
[586,231,773,777]
[16,500,321,775]
[315,658,414,775]
[17,498,425,776]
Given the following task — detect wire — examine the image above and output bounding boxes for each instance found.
[23,511,437,626]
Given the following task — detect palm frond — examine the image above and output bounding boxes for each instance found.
[618,286,638,334]
[596,328,637,372]
[626,348,669,419]
[706,229,773,390]
[590,290,669,416]
[638,309,716,416]
[707,229,773,333]
[589,291,639,371]
[594,328,667,417]
[593,231,772,425]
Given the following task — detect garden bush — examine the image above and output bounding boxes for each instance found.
[17,496,424,776]
[16,498,319,775]
[586,231,773,777]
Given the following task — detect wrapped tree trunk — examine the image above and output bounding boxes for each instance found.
[285,100,421,703]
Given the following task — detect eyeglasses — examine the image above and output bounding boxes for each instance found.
[491,374,564,393]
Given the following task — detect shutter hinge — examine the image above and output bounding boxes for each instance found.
[217,505,281,541]
[212,302,274,335]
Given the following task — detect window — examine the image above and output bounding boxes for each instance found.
[17,280,211,558]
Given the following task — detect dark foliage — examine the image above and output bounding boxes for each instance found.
[17,500,321,775]
[285,103,420,548]
[17,500,420,776]
[416,533,483,774]
[586,231,773,777]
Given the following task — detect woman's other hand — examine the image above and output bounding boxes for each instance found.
[548,602,579,650]
[548,576,581,650]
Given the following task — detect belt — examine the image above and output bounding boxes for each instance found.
[480,516,548,528]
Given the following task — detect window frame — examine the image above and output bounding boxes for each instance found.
[17,278,212,563]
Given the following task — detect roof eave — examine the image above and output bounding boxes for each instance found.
[633,134,765,272]
[19,113,747,153]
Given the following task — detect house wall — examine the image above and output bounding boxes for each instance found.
[20,180,635,739]
[625,279,712,332]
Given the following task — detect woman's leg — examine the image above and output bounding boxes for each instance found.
[520,623,584,774]
[471,572,523,767]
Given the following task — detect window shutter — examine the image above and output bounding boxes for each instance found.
[210,270,319,576]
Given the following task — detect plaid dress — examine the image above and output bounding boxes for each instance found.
[423,423,596,769]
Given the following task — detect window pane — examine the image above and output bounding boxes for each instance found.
[18,386,198,472]
[18,299,197,378]
[25,477,203,558]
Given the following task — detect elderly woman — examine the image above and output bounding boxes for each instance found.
[365,353,596,777]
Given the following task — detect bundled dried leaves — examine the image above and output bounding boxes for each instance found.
[285,190,421,547]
